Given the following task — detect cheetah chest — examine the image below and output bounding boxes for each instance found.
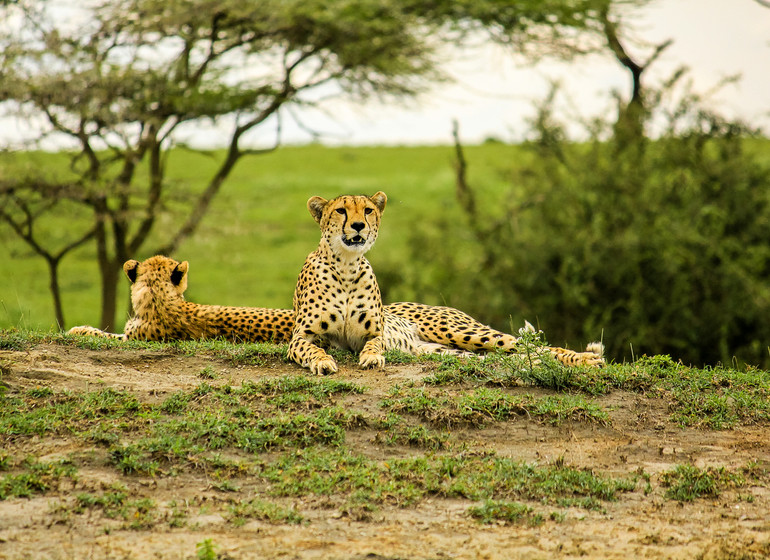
[305,261,381,353]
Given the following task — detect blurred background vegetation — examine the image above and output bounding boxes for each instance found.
[1,0,769,368]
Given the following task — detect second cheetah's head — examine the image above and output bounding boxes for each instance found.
[123,255,189,305]
[307,191,387,257]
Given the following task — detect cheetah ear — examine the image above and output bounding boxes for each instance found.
[170,261,189,286]
[123,260,140,283]
[370,191,387,213]
[307,196,328,224]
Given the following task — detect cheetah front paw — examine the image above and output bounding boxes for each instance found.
[359,351,385,369]
[310,356,338,376]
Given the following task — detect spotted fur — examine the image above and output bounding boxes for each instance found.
[67,256,293,343]
[385,302,604,367]
[288,192,389,375]
[288,191,604,375]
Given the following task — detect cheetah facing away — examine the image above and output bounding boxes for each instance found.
[288,191,604,375]
[68,256,293,343]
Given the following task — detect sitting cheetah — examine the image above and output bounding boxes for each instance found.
[68,256,293,342]
[288,191,604,375]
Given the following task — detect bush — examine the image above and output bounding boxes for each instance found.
[380,82,770,367]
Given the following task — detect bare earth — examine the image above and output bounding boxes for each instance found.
[1,344,769,560]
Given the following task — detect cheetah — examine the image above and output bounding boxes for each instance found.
[64,255,512,358]
[288,191,604,375]
[288,192,389,375]
[67,256,293,342]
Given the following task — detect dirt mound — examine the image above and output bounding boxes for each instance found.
[0,344,768,560]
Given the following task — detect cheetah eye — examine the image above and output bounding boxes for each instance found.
[335,208,346,215]
[364,208,373,215]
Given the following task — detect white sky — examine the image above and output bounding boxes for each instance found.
[1,0,767,148]
[261,0,770,146]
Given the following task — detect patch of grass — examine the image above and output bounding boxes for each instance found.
[198,365,218,379]
[424,351,770,430]
[423,353,522,387]
[227,498,304,526]
[239,375,366,409]
[383,349,419,364]
[160,383,216,414]
[72,485,162,530]
[0,458,78,500]
[468,499,544,526]
[2,379,370,478]
[382,386,610,427]
[372,414,450,450]
[109,444,160,476]
[660,464,745,502]
[380,386,454,423]
[264,449,635,515]
[196,539,218,560]
[0,387,151,438]
[0,329,48,350]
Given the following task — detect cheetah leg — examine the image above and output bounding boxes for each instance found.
[288,334,338,375]
[383,312,472,356]
[385,302,604,366]
[67,326,126,340]
[548,343,605,366]
[359,336,385,369]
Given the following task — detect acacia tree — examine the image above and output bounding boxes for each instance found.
[0,0,442,329]
[0,0,619,330]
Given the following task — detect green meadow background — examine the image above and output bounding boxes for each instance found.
[0,143,516,333]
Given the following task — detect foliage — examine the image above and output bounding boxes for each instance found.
[382,76,770,367]
[467,499,544,526]
[0,458,78,500]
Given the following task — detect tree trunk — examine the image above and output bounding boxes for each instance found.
[45,256,65,329]
[98,259,120,331]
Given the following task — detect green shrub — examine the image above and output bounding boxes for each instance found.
[381,79,770,367]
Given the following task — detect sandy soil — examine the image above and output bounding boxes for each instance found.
[0,343,768,560]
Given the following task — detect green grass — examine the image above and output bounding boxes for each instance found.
[227,498,304,526]
[468,500,545,526]
[72,485,160,529]
[2,334,770,527]
[0,458,78,500]
[263,449,636,515]
[0,144,516,332]
[381,385,610,427]
[660,464,746,502]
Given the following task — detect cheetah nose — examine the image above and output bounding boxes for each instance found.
[351,222,365,232]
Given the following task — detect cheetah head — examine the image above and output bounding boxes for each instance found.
[307,191,387,257]
[123,255,189,304]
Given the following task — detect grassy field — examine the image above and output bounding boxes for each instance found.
[0,143,518,332]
